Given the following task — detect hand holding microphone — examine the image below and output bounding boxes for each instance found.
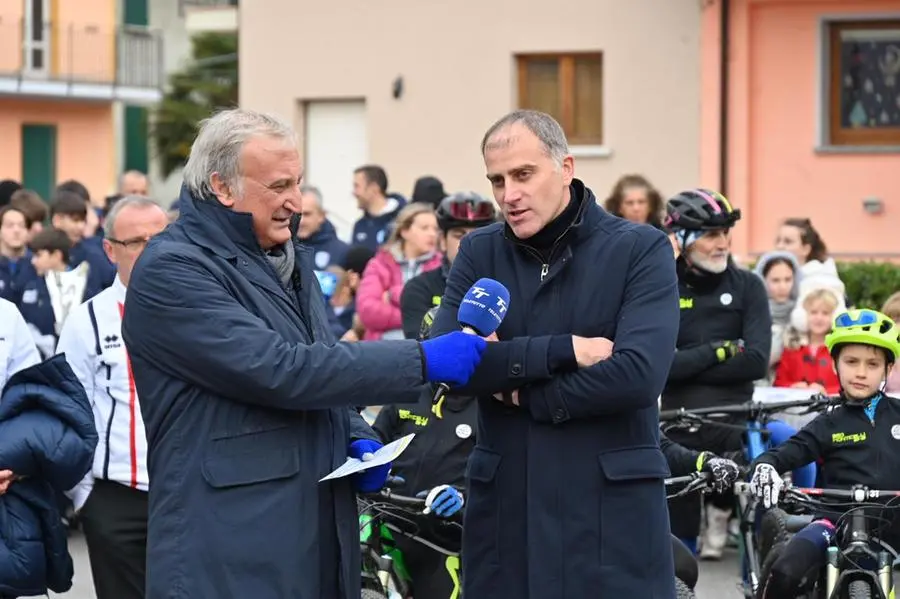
[421,278,511,418]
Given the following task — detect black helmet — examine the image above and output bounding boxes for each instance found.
[664,188,741,232]
[419,306,440,340]
[436,192,497,233]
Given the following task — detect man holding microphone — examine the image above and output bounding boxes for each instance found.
[120,109,488,599]
[429,110,681,598]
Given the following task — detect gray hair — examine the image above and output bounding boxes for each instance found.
[182,108,297,199]
[103,195,164,238]
[480,109,569,166]
[300,185,324,210]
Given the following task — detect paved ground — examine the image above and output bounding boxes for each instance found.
[59,532,746,598]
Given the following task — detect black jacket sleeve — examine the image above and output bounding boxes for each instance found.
[349,408,380,443]
[694,272,772,384]
[753,412,830,474]
[667,344,719,382]
[661,431,701,477]
[372,405,401,444]
[522,231,680,422]
[400,273,437,340]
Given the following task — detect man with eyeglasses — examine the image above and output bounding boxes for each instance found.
[57,195,169,599]
[400,192,498,340]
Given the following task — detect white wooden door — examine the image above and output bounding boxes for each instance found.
[304,100,368,243]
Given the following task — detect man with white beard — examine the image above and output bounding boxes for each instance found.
[659,189,771,560]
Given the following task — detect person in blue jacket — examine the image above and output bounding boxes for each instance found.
[351,164,406,250]
[120,108,488,599]
[0,354,98,597]
[0,204,35,302]
[49,189,116,294]
[298,184,349,269]
[428,109,681,599]
[17,228,103,358]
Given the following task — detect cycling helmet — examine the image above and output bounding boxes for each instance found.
[418,306,440,341]
[436,192,497,233]
[664,188,741,232]
[825,309,900,363]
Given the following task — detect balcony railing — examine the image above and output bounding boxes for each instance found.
[0,19,163,91]
[179,0,238,14]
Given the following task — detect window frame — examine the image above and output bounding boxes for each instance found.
[824,18,900,147]
[515,52,604,146]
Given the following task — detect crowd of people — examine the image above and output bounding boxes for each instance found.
[0,106,899,599]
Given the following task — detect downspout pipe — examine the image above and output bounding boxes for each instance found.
[719,0,731,197]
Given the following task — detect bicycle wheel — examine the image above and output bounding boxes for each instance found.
[675,577,696,599]
[758,508,791,565]
[755,540,786,599]
[848,580,872,599]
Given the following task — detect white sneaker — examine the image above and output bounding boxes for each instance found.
[700,504,731,560]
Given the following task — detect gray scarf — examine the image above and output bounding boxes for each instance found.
[266,241,295,288]
[769,299,794,327]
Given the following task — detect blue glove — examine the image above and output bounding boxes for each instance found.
[348,439,390,493]
[420,331,487,386]
[423,484,465,517]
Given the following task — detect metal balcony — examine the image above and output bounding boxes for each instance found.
[0,19,163,104]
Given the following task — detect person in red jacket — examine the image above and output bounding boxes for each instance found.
[774,288,841,393]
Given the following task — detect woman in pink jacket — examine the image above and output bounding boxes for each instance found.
[357,203,442,340]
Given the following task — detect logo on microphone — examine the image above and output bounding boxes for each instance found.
[495,296,508,315]
[470,286,489,300]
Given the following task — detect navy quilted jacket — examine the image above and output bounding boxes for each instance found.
[0,355,97,597]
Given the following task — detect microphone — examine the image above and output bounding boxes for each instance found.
[432,278,511,417]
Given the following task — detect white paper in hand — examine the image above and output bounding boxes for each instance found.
[319,433,416,483]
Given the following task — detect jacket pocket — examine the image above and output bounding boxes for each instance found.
[462,447,502,589]
[201,427,302,527]
[597,447,672,589]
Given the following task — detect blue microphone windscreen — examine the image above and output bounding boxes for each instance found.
[458,278,511,336]
[314,270,338,299]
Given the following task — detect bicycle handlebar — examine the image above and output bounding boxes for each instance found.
[659,394,835,422]
[361,488,428,508]
[785,485,900,504]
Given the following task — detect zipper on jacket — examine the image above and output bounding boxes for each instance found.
[102,386,117,480]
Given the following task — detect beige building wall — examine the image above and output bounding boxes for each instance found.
[240,0,703,232]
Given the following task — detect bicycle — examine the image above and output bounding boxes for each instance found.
[358,480,462,599]
[761,484,900,599]
[666,471,732,599]
[660,393,838,597]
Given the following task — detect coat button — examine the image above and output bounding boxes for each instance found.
[511,363,522,375]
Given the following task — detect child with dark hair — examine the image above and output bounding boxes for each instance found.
[50,190,115,294]
[17,229,93,358]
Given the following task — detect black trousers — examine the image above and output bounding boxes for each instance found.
[666,418,746,538]
[79,479,149,599]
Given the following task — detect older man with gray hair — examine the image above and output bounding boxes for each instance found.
[120,108,488,599]
[57,195,169,599]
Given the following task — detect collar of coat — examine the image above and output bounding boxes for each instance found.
[176,183,301,260]
[502,178,602,251]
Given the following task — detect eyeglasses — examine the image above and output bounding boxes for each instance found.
[835,310,879,328]
[443,199,496,221]
[107,236,150,250]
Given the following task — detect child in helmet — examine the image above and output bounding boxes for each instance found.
[750,309,900,598]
